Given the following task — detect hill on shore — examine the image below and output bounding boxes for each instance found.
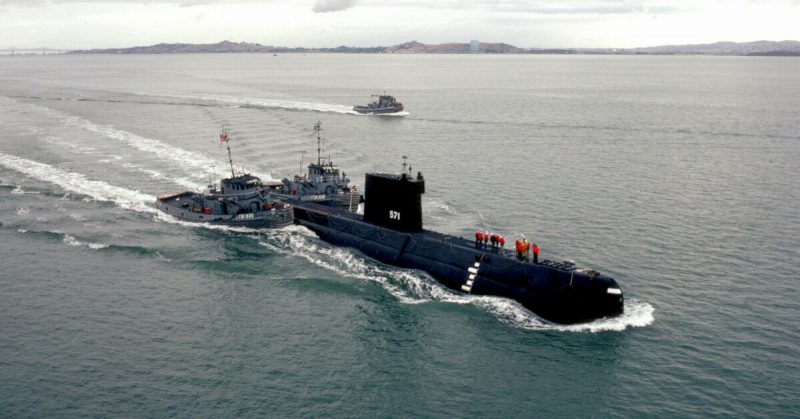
[69,40,800,56]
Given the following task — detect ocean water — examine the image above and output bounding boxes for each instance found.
[0,53,798,417]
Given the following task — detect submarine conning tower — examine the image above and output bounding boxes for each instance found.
[363,172,425,232]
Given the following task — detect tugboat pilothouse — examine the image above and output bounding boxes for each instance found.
[353,93,404,114]
[155,129,293,228]
[278,121,359,211]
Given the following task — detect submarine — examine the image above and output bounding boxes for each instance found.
[286,160,624,324]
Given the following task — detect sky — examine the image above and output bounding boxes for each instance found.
[1,0,799,50]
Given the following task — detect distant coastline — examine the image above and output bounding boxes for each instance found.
[59,39,800,57]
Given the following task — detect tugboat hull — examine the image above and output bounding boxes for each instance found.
[353,105,404,114]
[155,191,293,229]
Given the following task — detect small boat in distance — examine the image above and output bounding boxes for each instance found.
[353,93,404,114]
[155,128,293,228]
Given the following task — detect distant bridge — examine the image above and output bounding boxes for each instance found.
[0,48,69,55]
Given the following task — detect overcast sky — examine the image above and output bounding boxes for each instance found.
[1,0,798,50]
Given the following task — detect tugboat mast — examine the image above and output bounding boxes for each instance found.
[314,120,322,166]
[220,126,235,178]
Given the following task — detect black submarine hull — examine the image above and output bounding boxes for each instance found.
[290,201,624,324]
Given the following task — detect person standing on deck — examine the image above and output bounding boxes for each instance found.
[475,230,483,248]
[532,243,540,264]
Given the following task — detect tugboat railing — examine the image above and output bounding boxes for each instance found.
[205,190,263,200]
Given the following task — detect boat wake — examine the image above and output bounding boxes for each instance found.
[259,226,654,332]
[153,93,362,115]
[10,91,409,117]
[54,106,277,182]
[39,134,200,190]
[12,229,169,259]
[258,225,429,303]
[62,233,110,250]
[0,152,155,214]
[160,93,409,116]
[482,297,654,332]
[6,100,229,189]
[50,110,219,181]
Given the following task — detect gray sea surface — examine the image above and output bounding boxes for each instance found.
[0,53,798,417]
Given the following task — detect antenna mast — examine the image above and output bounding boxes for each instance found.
[314,120,322,166]
[220,125,235,178]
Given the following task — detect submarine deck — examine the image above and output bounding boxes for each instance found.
[290,199,586,274]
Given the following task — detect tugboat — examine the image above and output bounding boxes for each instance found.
[353,93,404,114]
[277,121,359,211]
[288,157,625,324]
[155,129,293,228]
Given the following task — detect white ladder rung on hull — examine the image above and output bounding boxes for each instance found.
[463,259,483,294]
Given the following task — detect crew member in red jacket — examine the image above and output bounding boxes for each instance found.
[475,230,483,248]
[532,243,540,264]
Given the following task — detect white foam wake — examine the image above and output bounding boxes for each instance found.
[121,162,198,190]
[475,297,655,333]
[38,134,200,190]
[56,113,216,180]
[152,210,266,234]
[160,93,362,115]
[0,152,155,214]
[259,225,428,304]
[63,233,110,250]
[14,101,219,188]
[48,106,277,183]
[258,226,654,332]
[186,93,410,117]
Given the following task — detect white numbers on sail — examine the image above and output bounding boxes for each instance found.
[389,210,401,220]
